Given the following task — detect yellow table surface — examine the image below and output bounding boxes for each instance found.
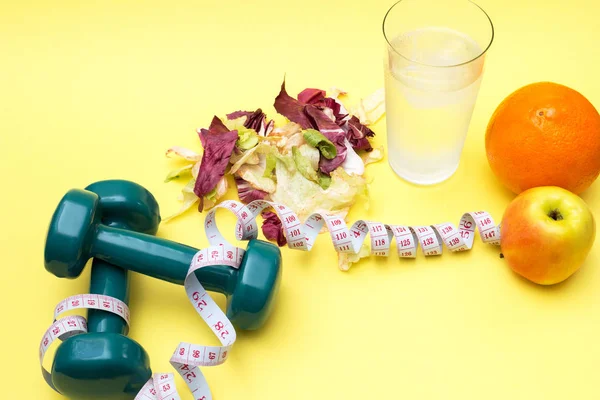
[2,0,600,398]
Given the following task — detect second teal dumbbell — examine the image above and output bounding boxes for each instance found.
[44,182,282,331]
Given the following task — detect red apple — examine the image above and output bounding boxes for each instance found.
[500,186,596,285]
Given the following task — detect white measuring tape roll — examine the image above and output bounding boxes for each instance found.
[204,200,501,260]
[40,199,501,399]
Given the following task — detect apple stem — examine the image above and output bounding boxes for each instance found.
[548,209,563,221]
[499,253,504,259]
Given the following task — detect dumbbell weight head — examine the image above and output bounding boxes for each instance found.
[45,181,160,279]
[53,334,151,400]
[45,187,282,330]
[50,180,159,400]
[226,238,281,330]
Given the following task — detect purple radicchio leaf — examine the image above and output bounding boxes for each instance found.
[322,97,348,125]
[298,88,348,125]
[345,116,376,152]
[194,116,239,211]
[273,80,313,129]
[261,211,287,247]
[234,176,270,204]
[305,105,348,174]
[226,108,274,136]
[226,110,254,120]
[297,88,326,105]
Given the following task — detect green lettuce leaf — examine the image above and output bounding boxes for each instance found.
[292,146,319,184]
[236,126,260,150]
[236,153,277,193]
[303,129,337,159]
[263,153,277,178]
[163,179,199,222]
[318,173,332,190]
[224,116,260,150]
[164,164,193,183]
[298,144,320,171]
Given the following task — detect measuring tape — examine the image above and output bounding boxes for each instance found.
[40,199,501,399]
[205,199,501,261]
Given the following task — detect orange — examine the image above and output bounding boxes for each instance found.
[485,82,600,194]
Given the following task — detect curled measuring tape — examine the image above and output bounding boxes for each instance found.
[204,199,501,268]
[40,199,501,399]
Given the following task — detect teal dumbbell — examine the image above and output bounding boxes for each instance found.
[44,182,282,331]
[50,180,160,400]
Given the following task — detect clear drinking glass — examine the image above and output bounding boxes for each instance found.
[383,0,494,185]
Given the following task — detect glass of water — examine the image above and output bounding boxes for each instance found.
[383,0,494,185]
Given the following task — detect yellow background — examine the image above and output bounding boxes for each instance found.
[2,0,600,398]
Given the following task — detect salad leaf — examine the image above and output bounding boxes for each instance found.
[318,173,332,190]
[350,88,385,125]
[263,153,277,178]
[340,139,365,176]
[298,144,320,171]
[236,153,277,194]
[237,165,277,193]
[163,179,199,222]
[230,148,259,169]
[227,108,274,136]
[223,116,260,150]
[345,115,376,152]
[298,88,326,105]
[226,110,254,120]
[361,146,384,166]
[223,115,247,131]
[235,176,269,203]
[292,146,319,184]
[304,106,348,174]
[165,146,202,162]
[191,161,201,179]
[164,164,193,183]
[270,160,367,221]
[297,87,349,125]
[230,143,269,174]
[236,126,259,150]
[303,129,336,160]
[328,87,347,99]
[203,176,228,210]
[261,211,287,246]
[194,116,239,211]
[269,121,302,138]
[277,133,306,154]
[198,116,231,144]
[322,98,349,125]
[273,80,313,129]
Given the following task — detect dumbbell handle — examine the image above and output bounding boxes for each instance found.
[92,225,237,294]
[88,261,129,334]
